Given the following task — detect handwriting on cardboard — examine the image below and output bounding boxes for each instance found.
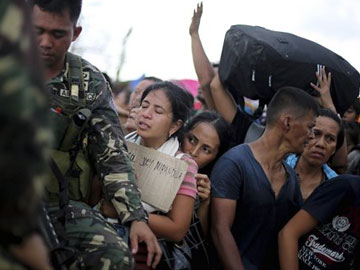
[127,142,188,212]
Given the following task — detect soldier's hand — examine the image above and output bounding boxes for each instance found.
[130,220,162,268]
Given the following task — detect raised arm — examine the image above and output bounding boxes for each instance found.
[211,197,244,270]
[311,66,348,172]
[311,66,336,112]
[189,2,215,109]
[210,71,238,124]
[278,210,318,270]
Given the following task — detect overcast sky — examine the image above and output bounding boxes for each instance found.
[72,0,360,82]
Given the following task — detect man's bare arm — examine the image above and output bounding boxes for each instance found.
[211,197,245,270]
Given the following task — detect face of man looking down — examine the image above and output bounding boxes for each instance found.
[32,5,81,76]
[287,112,316,154]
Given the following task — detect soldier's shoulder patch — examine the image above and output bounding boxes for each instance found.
[84,81,89,92]
[86,92,96,102]
[60,89,70,98]
[83,71,90,81]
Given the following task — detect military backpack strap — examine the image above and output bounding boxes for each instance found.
[47,159,80,269]
[66,52,86,107]
[39,202,77,270]
[49,158,69,222]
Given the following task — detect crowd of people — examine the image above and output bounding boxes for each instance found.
[1,0,359,270]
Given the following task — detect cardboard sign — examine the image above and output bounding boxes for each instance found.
[127,142,189,212]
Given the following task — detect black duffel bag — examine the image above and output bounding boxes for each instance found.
[219,24,360,115]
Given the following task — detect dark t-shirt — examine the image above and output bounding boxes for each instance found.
[299,175,360,270]
[211,144,303,269]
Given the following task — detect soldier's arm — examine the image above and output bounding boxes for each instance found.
[87,75,147,224]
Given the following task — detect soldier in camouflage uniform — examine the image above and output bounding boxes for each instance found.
[28,0,162,269]
[0,0,53,269]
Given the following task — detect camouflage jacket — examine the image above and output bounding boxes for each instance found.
[0,0,50,238]
[47,52,146,224]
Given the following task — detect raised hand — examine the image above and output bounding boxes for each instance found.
[189,2,203,36]
[196,173,211,201]
[310,66,336,112]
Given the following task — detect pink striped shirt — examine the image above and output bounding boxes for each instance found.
[176,151,198,199]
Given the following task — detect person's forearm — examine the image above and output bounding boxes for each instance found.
[321,94,336,113]
[148,213,189,242]
[278,231,299,270]
[191,34,215,88]
[211,226,244,270]
[191,34,215,110]
[107,178,147,224]
[210,74,237,124]
[196,200,210,236]
[321,95,348,173]
[201,84,216,110]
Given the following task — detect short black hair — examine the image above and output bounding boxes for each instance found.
[28,0,82,24]
[141,81,192,139]
[266,86,319,127]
